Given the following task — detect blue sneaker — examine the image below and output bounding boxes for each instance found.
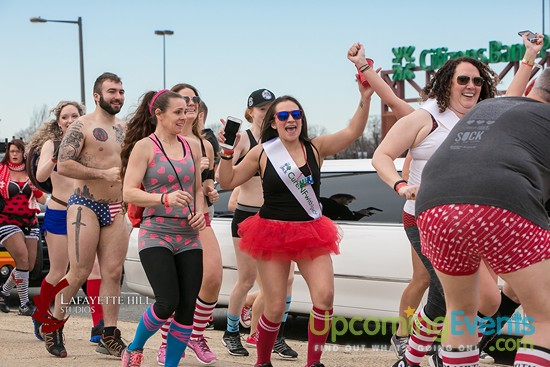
[90,320,104,343]
[32,315,44,341]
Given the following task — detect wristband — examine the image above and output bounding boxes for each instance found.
[51,157,57,164]
[222,148,234,155]
[521,58,534,67]
[219,152,234,160]
[164,193,170,207]
[160,193,165,205]
[393,179,408,192]
[358,63,371,73]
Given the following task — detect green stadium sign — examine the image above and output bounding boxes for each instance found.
[391,35,550,81]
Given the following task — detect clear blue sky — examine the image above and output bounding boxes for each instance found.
[0,0,547,139]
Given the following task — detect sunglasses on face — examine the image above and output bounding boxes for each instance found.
[456,75,484,87]
[182,96,201,105]
[275,110,303,121]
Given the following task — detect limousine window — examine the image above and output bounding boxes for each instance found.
[319,171,404,224]
[214,171,404,223]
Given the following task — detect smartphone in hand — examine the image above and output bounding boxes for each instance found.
[518,30,538,43]
[220,116,242,150]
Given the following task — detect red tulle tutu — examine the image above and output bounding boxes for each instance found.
[237,214,341,261]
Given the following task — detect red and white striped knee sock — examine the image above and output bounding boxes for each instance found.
[190,298,216,340]
[12,269,30,306]
[160,314,174,346]
[256,314,281,365]
[1,268,17,295]
[405,307,444,365]
[515,344,550,367]
[441,346,479,367]
[307,306,333,366]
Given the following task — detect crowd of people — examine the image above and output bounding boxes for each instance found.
[0,33,548,367]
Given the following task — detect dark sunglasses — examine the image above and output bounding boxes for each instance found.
[456,75,484,87]
[275,110,303,121]
[182,96,201,104]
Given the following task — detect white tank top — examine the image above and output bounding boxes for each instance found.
[403,98,460,215]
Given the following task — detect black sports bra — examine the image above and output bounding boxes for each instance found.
[236,130,260,176]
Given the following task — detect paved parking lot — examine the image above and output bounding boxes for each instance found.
[2,311,433,367]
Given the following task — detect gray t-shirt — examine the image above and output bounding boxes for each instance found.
[416,96,550,229]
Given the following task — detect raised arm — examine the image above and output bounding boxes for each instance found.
[359,56,414,120]
[506,32,544,97]
[218,144,262,190]
[312,42,374,158]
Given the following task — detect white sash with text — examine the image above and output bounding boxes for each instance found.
[263,138,321,219]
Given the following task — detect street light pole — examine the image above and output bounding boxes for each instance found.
[154,30,174,89]
[30,16,86,106]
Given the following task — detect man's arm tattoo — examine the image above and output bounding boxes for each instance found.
[59,121,84,162]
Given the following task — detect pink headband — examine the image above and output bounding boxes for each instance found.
[149,89,169,115]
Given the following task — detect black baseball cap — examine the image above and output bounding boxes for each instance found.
[247,89,275,108]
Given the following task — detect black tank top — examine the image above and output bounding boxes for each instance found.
[236,130,260,176]
[260,141,320,221]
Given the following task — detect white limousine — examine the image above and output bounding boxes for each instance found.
[124,158,412,320]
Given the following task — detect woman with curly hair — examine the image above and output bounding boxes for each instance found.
[374,33,542,367]
[28,101,105,343]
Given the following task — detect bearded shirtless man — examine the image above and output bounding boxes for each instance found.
[40,72,129,359]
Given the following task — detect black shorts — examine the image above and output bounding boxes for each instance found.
[231,204,260,238]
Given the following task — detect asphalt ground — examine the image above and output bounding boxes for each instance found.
[0,286,515,367]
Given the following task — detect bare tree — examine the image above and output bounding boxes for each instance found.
[329,116,382,159]
[308,124,328,138]
[14,104,50,142]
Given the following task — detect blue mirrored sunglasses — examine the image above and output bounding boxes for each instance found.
[275,110,303,121]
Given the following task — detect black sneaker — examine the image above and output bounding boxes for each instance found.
[257,364,273,367]
[272,337,298,359]
[44,326,67,358]
[429,353,444,367]
[0,291,10,313]
[221,330,249,356]
[308,363,326,367]
[19,301,36,316]
[96,328,126,357]
[205,315,215,330]
[90,320,104,343]
[390,334,409,358]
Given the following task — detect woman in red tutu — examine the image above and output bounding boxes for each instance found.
[217,42,374,367]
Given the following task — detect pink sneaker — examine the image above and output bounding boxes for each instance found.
[121,348,144,367]
[188,336,217,365]
[240,305,252,328]
[156,344,166,366]
[245,331,258,348]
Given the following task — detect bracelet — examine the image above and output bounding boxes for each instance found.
[358,63,371,73]
[163,193,170,207]
[51,157,57,164]
[219,152,234,160]
[521,58,534,67]
[393,179,408,192]
[160,193,165,205]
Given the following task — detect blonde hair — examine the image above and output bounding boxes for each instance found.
[26,101,85,154]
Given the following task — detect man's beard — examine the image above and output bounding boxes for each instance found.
[99,95,122,115]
